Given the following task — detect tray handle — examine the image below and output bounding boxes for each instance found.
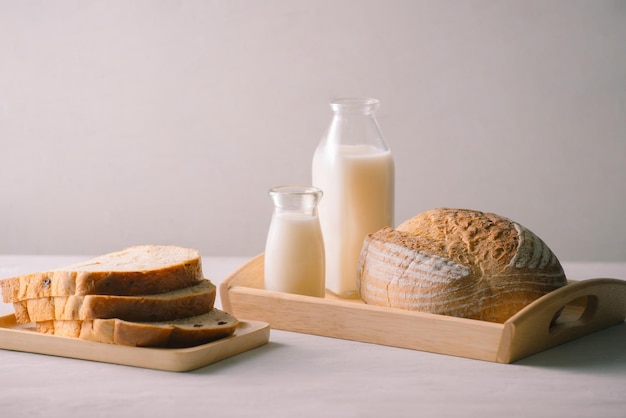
[497,278,626,363]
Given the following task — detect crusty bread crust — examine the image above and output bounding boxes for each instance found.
[12,280,216,323]
[357,208,568,323]
[37,309,239,348]
[1,245,204,302]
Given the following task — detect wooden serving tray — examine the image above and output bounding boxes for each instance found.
[220,254,626,363]
[0,314,270,372]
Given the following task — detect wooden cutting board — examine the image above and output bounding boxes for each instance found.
[0,314,270,372]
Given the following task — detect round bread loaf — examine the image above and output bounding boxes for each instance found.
[356,208,568,323]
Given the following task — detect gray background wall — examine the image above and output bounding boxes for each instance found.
[1,0,625,261]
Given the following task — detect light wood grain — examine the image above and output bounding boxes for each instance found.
[220,254,626,363]
[0,314,270,372]
[498,277,626,362]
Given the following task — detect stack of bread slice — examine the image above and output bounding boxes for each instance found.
[0,245,238,347]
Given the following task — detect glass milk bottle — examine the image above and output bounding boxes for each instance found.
[264,185,325,297]
[312,98,394,298]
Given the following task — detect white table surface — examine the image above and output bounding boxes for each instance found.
[1,255,625,418]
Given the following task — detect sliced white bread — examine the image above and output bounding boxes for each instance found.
[1,245,203,302]
[36,309,239,348]
[12,279,216,324]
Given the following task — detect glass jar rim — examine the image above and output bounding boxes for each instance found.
[330,97,379,108]
[331,97,379,106]
[269,185,323,212]
[269,185,322,196]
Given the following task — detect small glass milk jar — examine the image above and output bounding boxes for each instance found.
[264,185,325,297]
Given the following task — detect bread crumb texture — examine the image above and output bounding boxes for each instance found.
[0,245,203,302]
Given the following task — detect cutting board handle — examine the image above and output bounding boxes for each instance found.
[498,278,626,363]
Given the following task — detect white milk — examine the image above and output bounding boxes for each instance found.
[264,211,325,297]
[313,144,394,297]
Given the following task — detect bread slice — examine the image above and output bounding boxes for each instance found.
[1,245,203,302]
[12,279,216,324]
[36,309,239,348]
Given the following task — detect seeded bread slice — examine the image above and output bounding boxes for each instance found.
[36,309,239,348]
[1,245,203,302]
[12,279,216,324]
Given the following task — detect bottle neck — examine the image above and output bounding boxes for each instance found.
[330,98,379,115]
[324,98,388,150]
[269,186,323,217]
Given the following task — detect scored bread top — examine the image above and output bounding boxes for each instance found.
[395,208,565,278]
[0,245,204,302]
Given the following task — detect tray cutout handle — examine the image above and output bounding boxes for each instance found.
[497,278,626,363]
[549,294,598,335]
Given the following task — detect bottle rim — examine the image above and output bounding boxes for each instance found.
[330,97,379,107]
[269,185,323,196]
[330,97,380,110]
[269,185,323,212]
